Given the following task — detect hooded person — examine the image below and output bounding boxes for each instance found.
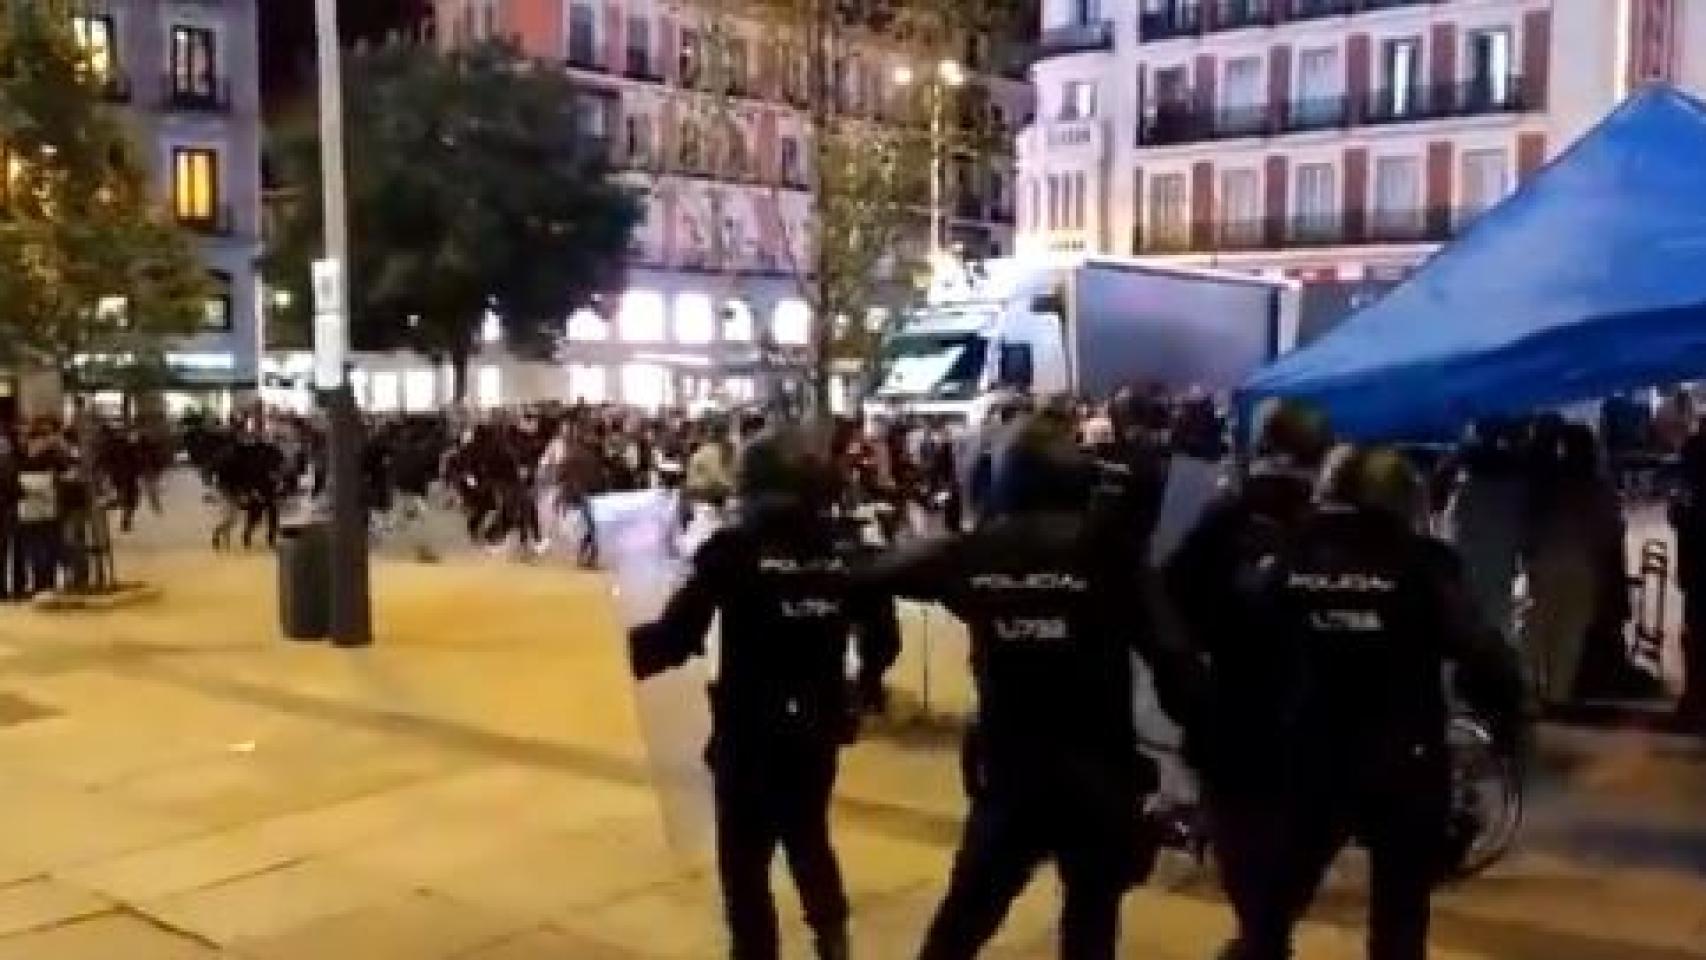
[630,423,898,960]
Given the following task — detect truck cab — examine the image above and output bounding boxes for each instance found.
[867,259,1072,426]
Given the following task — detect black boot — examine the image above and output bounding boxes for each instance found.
[814,927,850,960]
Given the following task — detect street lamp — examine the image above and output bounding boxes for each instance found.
[893,59,965,268]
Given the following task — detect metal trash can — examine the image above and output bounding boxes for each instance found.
[277,522,331,641]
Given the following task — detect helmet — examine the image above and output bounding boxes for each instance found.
[1322,445,1424,526]
[988,413,1094,515]
[1254,400,1332,471]
[736,424,834,513]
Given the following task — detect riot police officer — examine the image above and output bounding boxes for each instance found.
[871,412,1201,960]
[630,425,899,960]
[1164,402,1332,959]
[1246,447,1525,960]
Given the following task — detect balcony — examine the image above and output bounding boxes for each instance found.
[178,204,236,238]
[1364,77,1535,125]
[1037,20,1114,59]
[1140,0,1441,41]
[1133,209,1457,255]
[161,77,231,113]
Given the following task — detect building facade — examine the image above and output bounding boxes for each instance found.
[430,0,1031,410]
[1021,0,1706,340]
[47,0,263,416]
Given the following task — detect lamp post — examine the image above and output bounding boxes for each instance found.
[313,0,372,647]
[893,59,966,267]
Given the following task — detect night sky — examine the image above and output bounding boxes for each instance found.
[260,0,430,114]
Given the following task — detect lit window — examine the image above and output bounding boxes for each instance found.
[674,293,715,344]
[476,366,502,408]
[481,309,502,344]
[370,372,401,413]
[772,299,810,346]
[721,300,754,342]
[404,370,437,411]
[618,290,666,342]
[567,364,608,403]
[203,270,232,331]
[566,307,608,341]
[172,147,219,225]
[620,362,672,409]
[71,15,116,82]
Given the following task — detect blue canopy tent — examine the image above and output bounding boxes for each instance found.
[1243,85,1706,441]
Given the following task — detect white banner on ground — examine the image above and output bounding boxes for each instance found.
[590,490,716,865]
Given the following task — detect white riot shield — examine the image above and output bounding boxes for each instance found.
[591,489,717,865]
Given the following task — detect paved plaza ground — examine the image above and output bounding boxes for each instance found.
[0,486,1700,957]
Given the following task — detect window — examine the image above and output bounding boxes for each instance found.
[780,136,802,185]
[618,290,666,342]
[574,94,609,140]
[1296,46,1339,126]
[1046,175,1061,229]
[1467,28,1514,108]
[1461,148,1509,220]
[1074,173,1088,230]
[567,3,598,67]
[1060,80,1096,121]
[478,0,497,39]
[773,299,811,346]
[1372,155,1422,236]
[1223,56,1264,109]
[1218,168,1261,244]
[727,38,750,94]
[626,17,652,77]
[1378,38,1422,118]
[567,365,608,404]
[680,29,701,86]
[172,148,219,226]
[679,120,703,172]
[71,15,116,83]
[169,25,217,101]
[565,308,608,341]
[624,113,653,165]
[1149,172,1188,248]
[203,271,232,331]
[1293,162,1338,239]
[1073,0,1103,24]
[675,293,716,344]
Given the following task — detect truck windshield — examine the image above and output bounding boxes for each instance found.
[873,333,989,400]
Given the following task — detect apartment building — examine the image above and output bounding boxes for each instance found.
[1020,0,1706,338]
[6,0,263,418]
[433,0,1031,409]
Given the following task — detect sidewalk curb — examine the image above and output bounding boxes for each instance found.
[29,583,164,612]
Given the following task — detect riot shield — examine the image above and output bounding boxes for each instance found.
[591,489,717,865]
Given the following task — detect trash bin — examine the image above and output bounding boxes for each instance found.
[277,522,331,641]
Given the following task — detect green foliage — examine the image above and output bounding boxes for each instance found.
[0,0,210,380]
[264,39,643,392]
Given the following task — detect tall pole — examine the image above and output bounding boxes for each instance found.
[928,82,944,263]
[313,0,372,646]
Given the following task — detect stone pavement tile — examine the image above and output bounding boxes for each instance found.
[240,770,486,856]
[0,912,221,960]
[57,824,304,903]
[139,857,403,946]
[565,880,727,959]
[228,889,521,960]
[0,779,201,870]
[328,812,563,887]
[0,878,111,937]
[427,818,695,923]
[450,924,651,959]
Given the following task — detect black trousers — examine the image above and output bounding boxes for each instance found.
[1204,784,1287,959]
[918,772,1146,960]
[243,496,279,548]
[1240,764,1448,960]
[713,739,848,960]
[0,515,13,599]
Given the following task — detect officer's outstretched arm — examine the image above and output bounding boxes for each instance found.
[629,534,730,680]
[851,593,903,707]
[861,536,961,604]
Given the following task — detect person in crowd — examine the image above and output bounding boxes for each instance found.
[1441,417,1530,644]
[238,427,285,550]
[1654,387,1695,456]
[630,424,897,960]
[1523,420,1623,710]
[0,431,18,601]
[1241,446,1524,960]
[388,420,443,562]
[1670,423,1706,731]
[12,423,69,597]
[1164,402,1332,960]
[684,420,736,521]
[871,412,1201,960]
[101,425,146,533]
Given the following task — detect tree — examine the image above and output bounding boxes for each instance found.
[0,0,210,390]
[695,0,1024,410]
[265,39,644,401]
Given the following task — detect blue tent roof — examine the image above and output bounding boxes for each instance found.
[1243,85,1706,440]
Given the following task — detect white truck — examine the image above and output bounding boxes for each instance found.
[866,254,1301,424]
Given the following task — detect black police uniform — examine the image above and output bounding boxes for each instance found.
[872,449,1199,960]
[632,501,898,960]
[1248,505,1524,960]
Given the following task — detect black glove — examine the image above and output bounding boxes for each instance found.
[629,622,679,681]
